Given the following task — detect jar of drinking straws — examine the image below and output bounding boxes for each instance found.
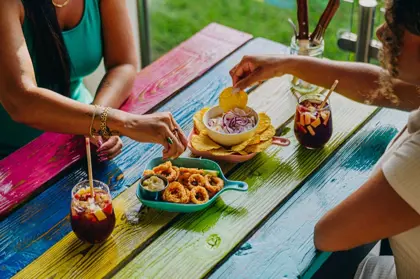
[289,36,325,94]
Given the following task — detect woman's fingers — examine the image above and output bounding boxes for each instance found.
[230,56,258,88]
[235,67,266,90]
[105,138,123,157]
[163,127,184,160]
[169,114,188,150]
[97,136,123,161]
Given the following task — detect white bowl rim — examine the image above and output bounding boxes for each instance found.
[203,105,260,136]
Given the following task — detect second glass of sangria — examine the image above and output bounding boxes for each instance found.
[70,180,116,244]
[294,94,333,149]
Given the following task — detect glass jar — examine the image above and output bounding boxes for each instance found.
[70,180,116,244]
[294,93,332,149]
[289,36,325,94]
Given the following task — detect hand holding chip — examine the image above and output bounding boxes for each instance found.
[229,55,286,90]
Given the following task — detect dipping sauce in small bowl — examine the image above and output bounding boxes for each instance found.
[140,174,168,201]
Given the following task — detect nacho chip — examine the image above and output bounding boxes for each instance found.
[219,87,248,112]
[231,137,255,152]
[259,125,276,141]
[244,139,272,153]
[249,134,261,145]
[257,113,271,133]
[193,108,209,135]
[237,150,249,156]
[210,148,235,156]
[191,134,221,151]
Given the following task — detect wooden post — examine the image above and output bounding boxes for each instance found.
[137,0,151,68]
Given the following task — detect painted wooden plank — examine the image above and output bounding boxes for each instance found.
[111,99,378,278]
[12,76,296,278]
[2,38,288,278]
[0,23,252,218]
[211,108,407,279]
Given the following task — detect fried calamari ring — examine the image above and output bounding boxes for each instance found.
[143,169,155,176]
[153,161,172,173]
[204,174,224,196]
[179,167,204,175]
[178,172,192,187]
[190,186,209,204]
[162,182,189,203]
[183,186,191,204]
[187,174,206,190]
[173,166,180,181]
[155,167,177,182]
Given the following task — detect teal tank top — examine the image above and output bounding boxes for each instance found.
[0,0,103,159]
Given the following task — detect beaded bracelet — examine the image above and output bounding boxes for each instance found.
[98,106,120,139]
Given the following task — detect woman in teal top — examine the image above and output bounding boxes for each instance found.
[0,0,187,160]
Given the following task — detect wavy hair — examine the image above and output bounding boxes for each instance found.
[373,0,420,105]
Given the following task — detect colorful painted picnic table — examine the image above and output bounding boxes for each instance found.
[0,23,407,279]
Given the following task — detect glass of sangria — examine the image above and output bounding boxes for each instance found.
[294,93,332,149]
[70,180,116,244]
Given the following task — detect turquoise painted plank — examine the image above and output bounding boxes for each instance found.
[210,108,408,279]
[0,38,287,278]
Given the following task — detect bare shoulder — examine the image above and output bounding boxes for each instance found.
[0,0,24,24]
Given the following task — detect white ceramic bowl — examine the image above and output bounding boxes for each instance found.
[203,106,259,146]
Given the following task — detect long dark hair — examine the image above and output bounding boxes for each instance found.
[373,0,420,105]
[23,0,71,97]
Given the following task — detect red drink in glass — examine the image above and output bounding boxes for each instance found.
[294,94,332,149]
[70,180,116,244]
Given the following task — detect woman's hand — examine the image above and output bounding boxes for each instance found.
[123,112,188,160]
[90,136,123,161]
[230,55,287,89]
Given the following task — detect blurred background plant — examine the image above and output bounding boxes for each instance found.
[149,0,385,62]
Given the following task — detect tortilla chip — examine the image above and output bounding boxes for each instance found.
[257,113,271,133]
[249,134,261,145]
[219,87,248,112]
[191,134,221,151]
[237,150,249,156]
[259,125,276,141]
[244,139,272,153]
[231,137,255,152]
[193,108,209,135]
[209,148,235,156]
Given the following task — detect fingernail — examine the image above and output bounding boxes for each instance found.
[98,152,107,157]
[98,139,103,146]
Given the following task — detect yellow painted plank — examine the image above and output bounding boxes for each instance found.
[14,77,297,279]
[115,95,377,278]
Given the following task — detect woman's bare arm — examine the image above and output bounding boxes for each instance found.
[314,169,420,251]
[0,0,126,135]
[286,56,420,111]
[231,55,420,111]
[93,0,138,108]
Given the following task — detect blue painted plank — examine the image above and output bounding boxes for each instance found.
[210,108,408,279]
[0,38,287,278]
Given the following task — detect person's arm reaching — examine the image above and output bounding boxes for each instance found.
[0,0,187,159]
[93,0,138,108]
[230,55,420,111]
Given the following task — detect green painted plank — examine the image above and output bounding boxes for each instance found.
[12,74,295,279]
[210,108,407,279]
[115,93,378,279]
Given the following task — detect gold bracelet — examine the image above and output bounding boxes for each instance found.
[99,107,120,139]
[89,105,100,137]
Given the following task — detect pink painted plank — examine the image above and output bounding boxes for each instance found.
[0,23,252,217]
